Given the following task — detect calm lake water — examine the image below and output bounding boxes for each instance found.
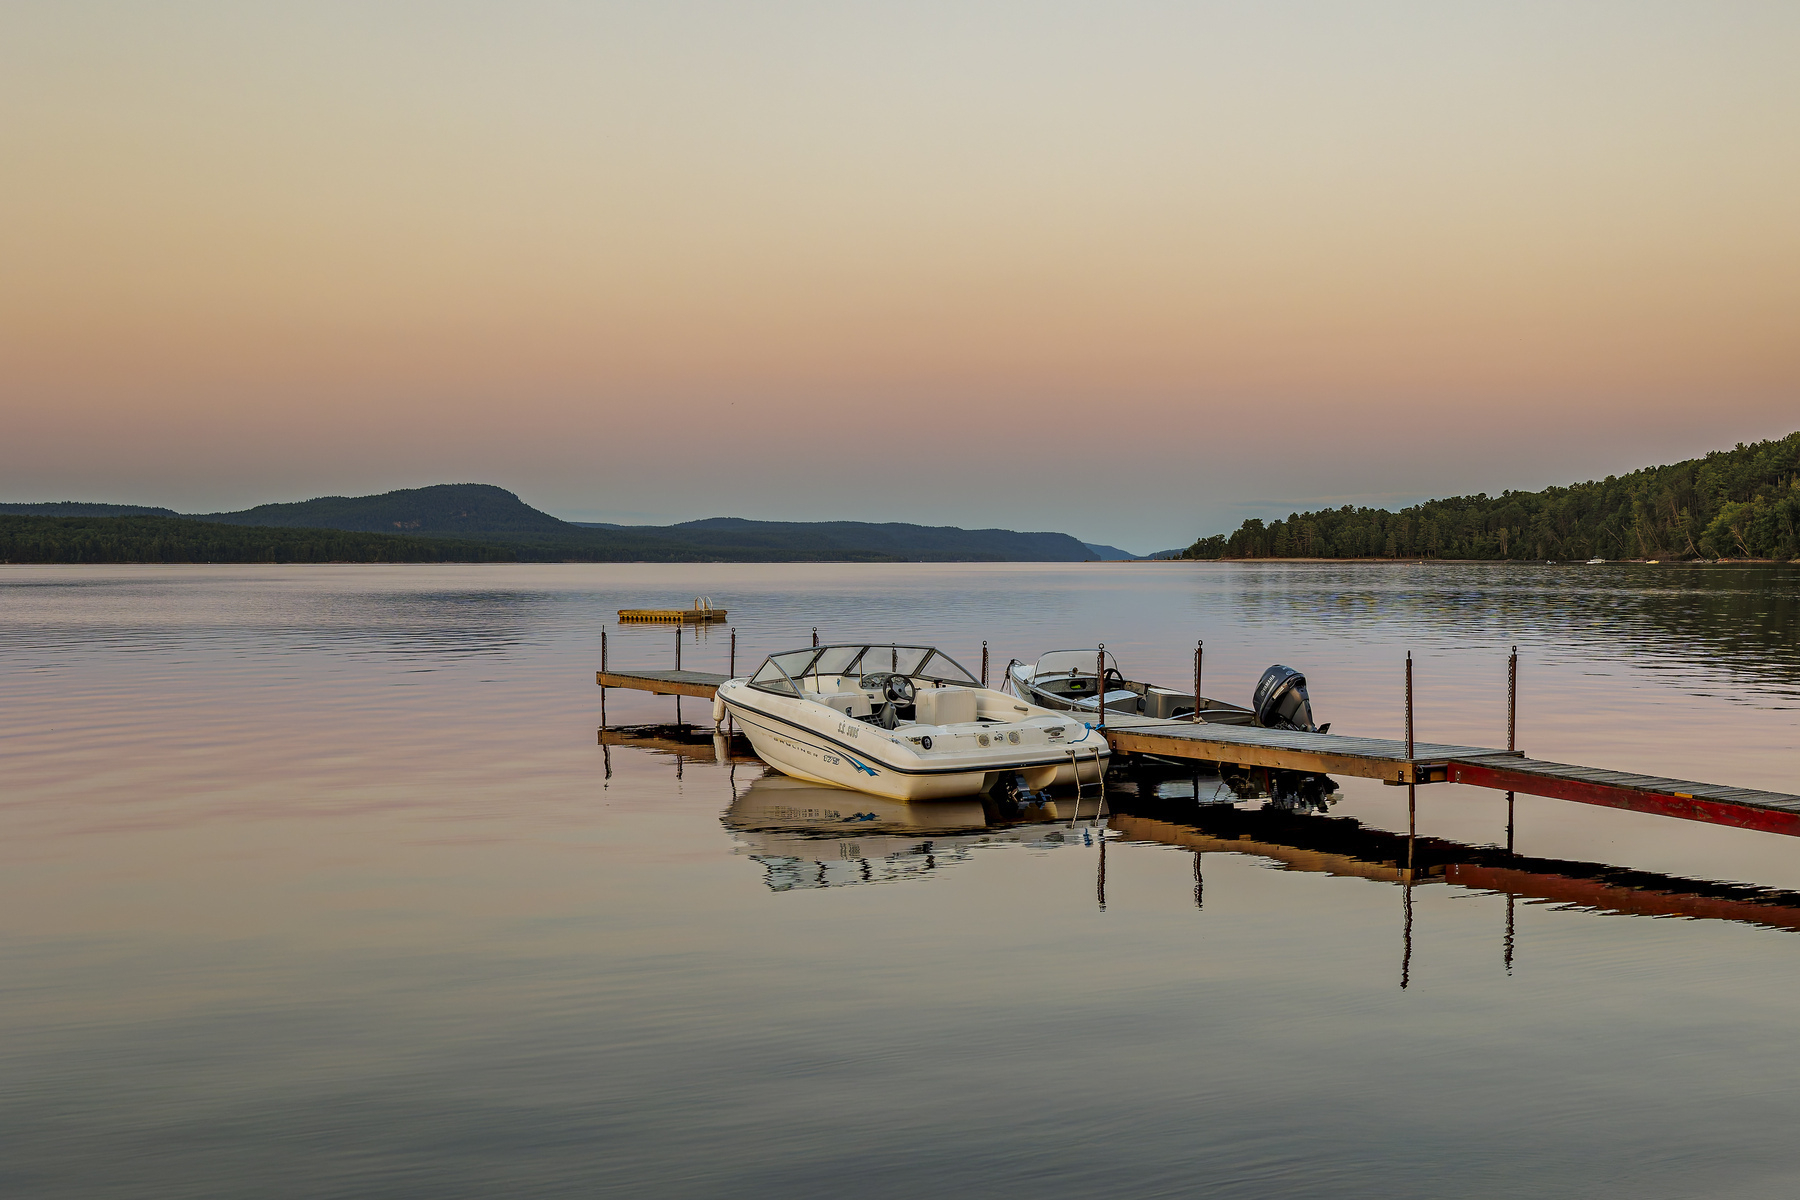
[3,561,1798,1198]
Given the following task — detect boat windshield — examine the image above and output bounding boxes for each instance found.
[1029,649,1120,679]
[748,651,809,695]
[746,643,980,695]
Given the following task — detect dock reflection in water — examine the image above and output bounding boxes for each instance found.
[715,758,1800,944]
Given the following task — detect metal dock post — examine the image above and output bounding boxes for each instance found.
[1507,644,1517,851]
[1193,639,1203,722]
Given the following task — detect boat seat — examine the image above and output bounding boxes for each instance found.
[915,686,978,726]
[1073,689,1139,713]
[813,691,872,719]
[1141,687,1190,720]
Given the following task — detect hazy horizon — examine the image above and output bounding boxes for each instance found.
[4,1,1796,549]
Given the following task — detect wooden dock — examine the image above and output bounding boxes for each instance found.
[1100,714,1491,785]
[598,668,728,699]
[594,667,1800,838]
[1445,754,1800,837]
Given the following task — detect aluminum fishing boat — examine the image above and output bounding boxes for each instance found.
[1006,649,1326,731]
[714,643,1110,801]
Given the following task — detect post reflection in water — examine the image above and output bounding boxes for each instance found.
[1401,871,1415,991]
[1097,833,1107,911]
[1505,891,1516,975]
[1405,782,1416,990]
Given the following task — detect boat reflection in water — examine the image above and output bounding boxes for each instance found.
[724,772,1101,892]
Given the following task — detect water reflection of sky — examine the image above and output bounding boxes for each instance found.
[4,563,1800,1199]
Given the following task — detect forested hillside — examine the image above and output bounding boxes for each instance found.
[0,502,180,517]
[661,518,1095,561]
[1183,432,1800,561]
[0,516,516,564]
[196,483,568,535]
[185,485,1101,559]
[4,478,1118,561]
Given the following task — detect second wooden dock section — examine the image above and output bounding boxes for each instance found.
[599,668,729,698]
[595,667,1800,838]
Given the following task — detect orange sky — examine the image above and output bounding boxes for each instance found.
[3,1,1796,549]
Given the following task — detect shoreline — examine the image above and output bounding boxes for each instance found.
[1161,556,1798,565]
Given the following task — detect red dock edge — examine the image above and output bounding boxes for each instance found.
[1447,759,1800,839]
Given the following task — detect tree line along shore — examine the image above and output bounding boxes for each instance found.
[0,513,1062,564]
[1181,432,1800,563]
[0,485,1103,563]
[5,432,1796,565]
[0,515,516,565]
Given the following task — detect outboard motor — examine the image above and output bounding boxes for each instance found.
[1253,664,1326,733]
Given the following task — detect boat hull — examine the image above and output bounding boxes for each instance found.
[720,683,1106,802]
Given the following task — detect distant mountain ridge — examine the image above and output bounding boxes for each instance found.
[666,517,1097,561]
[195,484,568,536]
[5,484,1116,562]
[1082,542,1141,560]
[0,501,180,518]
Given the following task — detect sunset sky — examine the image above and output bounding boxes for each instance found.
[3,1,1796,551]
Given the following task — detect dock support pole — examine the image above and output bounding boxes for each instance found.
[675,627,682,728]
[727,626,737,737]
[1406,651,1415,852]
[981,641,989,688]
[1507,645,1517,752]
[600,630,607,731]
[1096,644,1106,735]
[1507,644,1517,852]
[812,627,819,648]
[1405,651,1414,761]
[1193,639,1204,722]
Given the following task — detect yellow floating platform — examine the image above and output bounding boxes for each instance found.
[618,599,727,623]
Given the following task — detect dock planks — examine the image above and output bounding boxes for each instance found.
[1098,713,1495,785]
[1448,753,1800,837]
[598,669,728,699]
[594,667,1800,837]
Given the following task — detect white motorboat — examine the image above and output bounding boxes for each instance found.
[714,643,1110,801]
[1586,557,1606,564]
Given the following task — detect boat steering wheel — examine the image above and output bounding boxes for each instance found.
[883,674,916,705]
[1102,667,1125,690]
